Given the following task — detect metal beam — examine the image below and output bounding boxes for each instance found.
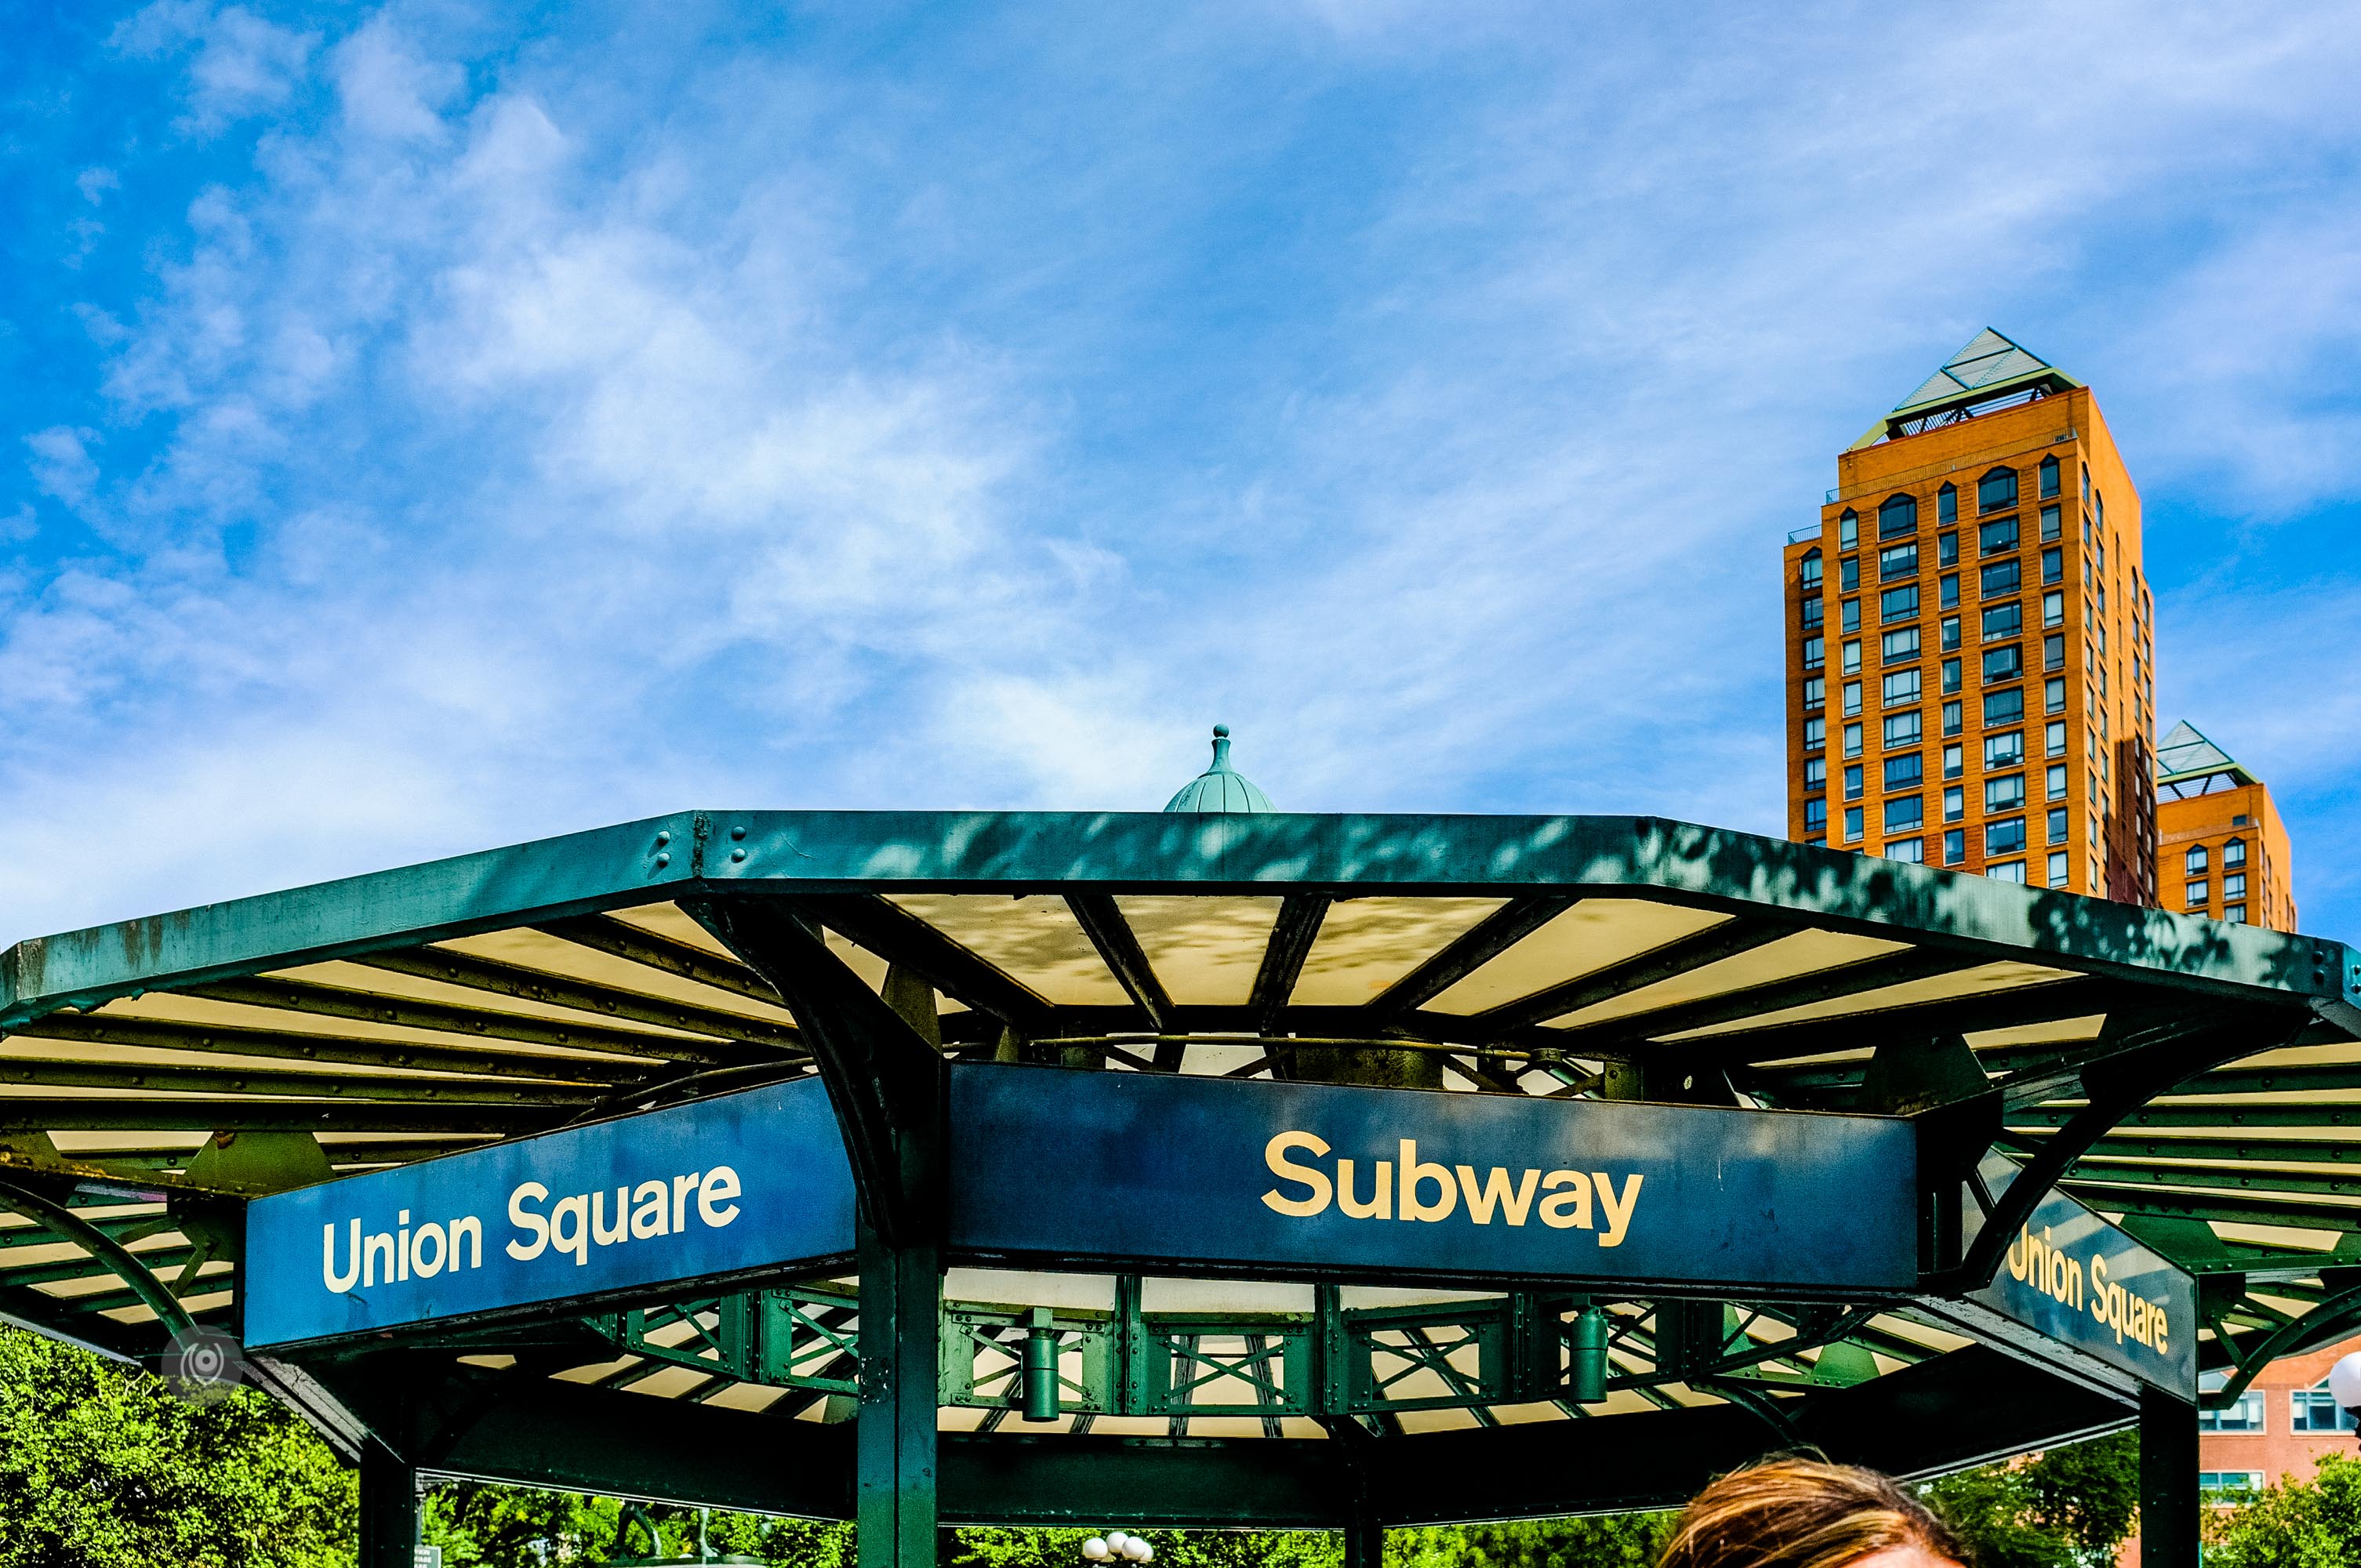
[0,1178,195,1338]
[8,1010,661,1083]
[1365,896,1575,1023]
[2140,1385,2199,1568]
[170,975,702,1065]
[1479,918,1796,1037]
[351,948,801,1056]
[1065,895,1176,1040]
[0,1101,562,1134]
[1556,946,1978,1051]
[797,895,1058,1037]
[1251,895,1333,1033]
[532,913,783,1006]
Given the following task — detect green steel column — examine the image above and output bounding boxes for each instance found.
[1342,1494,1383,1568]
[357,1436,418,1568]
[2138,1383,2199,1568]
[858,1221,941,1568]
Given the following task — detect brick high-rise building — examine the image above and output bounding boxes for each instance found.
[1782,331,2159,900]
[2153,720,2298,931]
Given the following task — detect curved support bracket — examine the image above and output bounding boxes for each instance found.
[685,896,946,1247]
[0,1177,196,1341]
[2201,1281,2361,1410]
[1941,1007,2308,1293]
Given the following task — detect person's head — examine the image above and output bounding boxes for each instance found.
[1658,1456,1967,1568]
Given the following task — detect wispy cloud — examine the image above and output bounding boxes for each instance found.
[5,0,2361,939]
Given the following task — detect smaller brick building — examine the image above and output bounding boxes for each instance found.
[2153,720,2297,932]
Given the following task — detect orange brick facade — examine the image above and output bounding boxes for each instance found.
[1783,387,2158,898]
[2156,781,2297,932]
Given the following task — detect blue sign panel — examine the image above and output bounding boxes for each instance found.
[1966,1153,2196,1399]
[947,1065,1919,1290]
[243,1077,855,1348]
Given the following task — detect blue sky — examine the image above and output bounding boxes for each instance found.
[5,2,2361,942]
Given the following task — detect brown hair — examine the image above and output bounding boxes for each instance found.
[1658,1456,1967,1568]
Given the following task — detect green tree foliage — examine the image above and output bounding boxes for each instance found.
[0,1324,354,1568]
[1387,1516,1675,1568]
[1919,1430,2141,1568]
[422,1483,851,1566]
[2203,1452,2361,1568]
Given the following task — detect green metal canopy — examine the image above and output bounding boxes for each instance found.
[2,808,2357,1564]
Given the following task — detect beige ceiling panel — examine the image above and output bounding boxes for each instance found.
[887,896,1128,1006]
[1288,898,1509,1007]
[1548,928,1912,1029]
[1968,1012,2109,1050]
[1665,961,2084,1040]
[1428,901,1730,1017]
[95,985,688,1057]
[606,903,742,958]
[1116,897,1284,1007]
[434,930,802,1027]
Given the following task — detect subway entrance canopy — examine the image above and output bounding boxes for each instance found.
[6,768,2361,1566]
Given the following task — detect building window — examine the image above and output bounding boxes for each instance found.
[1979,468,2018,513]
[1981,601,2023,643]
[1883,626,1920,663]
[1884,753,1923,791]
[1804,718,1825,751]
[1983,644,2024,683]
[2040,455,2060,498]
[1886,796,1923,832]
[1986,774,2027,812]
[2047,850,2069,887]
[1840,510,1859,550]
[2045,720,2067,757]
[2225,905,2247,925]
[1978,516,2019,555]
[1941,701,1963,737]
[1804,798,1828,832]
[2043,590,2065,628]
[2292,1383,2359,1432]
[2186,845,2209,875]
[1941,657,1962,695]
[1938,483,1958,524]
[2224,837,2247,868]
[1800,549,1822,590]
[1884,837,1924,862]
[1985,688,2025,726]
[1938,532,1959,568]
[1883,670,1921,708]
[2225,872,2247,900]
[1841,557,1861,591]
[1981,558,2022,597]
[1940,573,1960,610]
[1843,681,1862,717]
[1843,641,1863,675]
[1843,806,1863,840]
[1844,723,1863,758]
[2199,1472,2266,1496]
[2044,633,2065,670]
[1803,677,1825,710]
[2047,807,2068,843]
[2045,677,2065,714]
[1988,818,2027,856]
[1843,598,1862,633]
[1844,764,1864,800]
[1879,494,1918,539]
[1884,711,1924,749]
[1803,636,1825,670]
[1880,543,1918,581]
[1988,859,2027,884]
[1943,828,1966,864]
[2042,547,2063,584]
[2040,503,2061,543]
[1944,786,1964,822]
[1881,585,1920,623]
[2046,763,2066,799]
[1940,615,1961,652]
[2186,879,2209,906]
[1944,744,1963,779]
[1986,731,2026,768]
[1802,597,1824,630]
[1803,757,1826,793]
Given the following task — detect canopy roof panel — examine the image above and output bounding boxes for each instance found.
[0,808,2355,1449]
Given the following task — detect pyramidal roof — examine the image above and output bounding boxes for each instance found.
[1852,328,2082,448]
[2156,720,2259,794]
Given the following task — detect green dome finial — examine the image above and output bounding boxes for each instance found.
[1164,724,1274,814]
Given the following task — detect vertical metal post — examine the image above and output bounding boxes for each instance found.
[1342,1495,1384,1568]
[2139,1382,2199,1568]
[357,1436,418,1568]
[859,1220,940,1568]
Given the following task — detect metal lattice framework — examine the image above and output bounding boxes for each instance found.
[0,809,2354,1563]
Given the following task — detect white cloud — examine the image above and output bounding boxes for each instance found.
[24,428,100,509]
[112,0,319,135]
